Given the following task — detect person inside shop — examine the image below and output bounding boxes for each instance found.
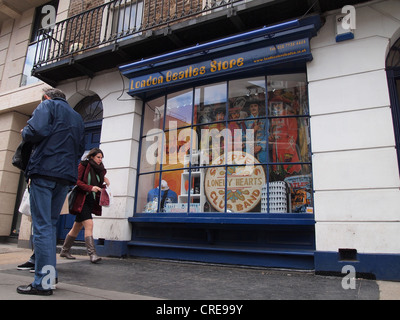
[146,180,178,212]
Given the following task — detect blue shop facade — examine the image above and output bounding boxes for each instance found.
[48,3,400,280]
[120,16,321,270]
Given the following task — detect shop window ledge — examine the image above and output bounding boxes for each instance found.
[127,240,315,256]
[129,213,315,226]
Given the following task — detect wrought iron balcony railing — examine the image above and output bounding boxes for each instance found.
[33,0,251,70]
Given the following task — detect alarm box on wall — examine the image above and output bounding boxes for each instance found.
[336,5,356,42]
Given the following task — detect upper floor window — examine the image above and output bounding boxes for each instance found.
[112,0,143,40]
[101,0,143,42]
[21,0,59,87]
[75,94,103,123]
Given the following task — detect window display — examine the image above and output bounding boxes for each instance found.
[145,180,178,213]
[204,159,266,213]
[137,73,313,215]
[244,99,267,163]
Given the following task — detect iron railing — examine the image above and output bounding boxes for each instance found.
[33,0,252,70]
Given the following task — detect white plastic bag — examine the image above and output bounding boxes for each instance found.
[19,188,31,216]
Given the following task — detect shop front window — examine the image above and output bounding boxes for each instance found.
[137,73,313,215]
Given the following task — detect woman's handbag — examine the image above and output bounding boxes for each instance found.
[67,186,78,214]
[99,186,113,207]
[18,188,31,216]
[12,140,33,171]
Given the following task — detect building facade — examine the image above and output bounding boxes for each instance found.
[1,0,400,280]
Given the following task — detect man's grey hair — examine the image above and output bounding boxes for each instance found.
[42,88,66,101]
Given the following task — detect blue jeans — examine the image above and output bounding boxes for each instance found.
[30,177,70,290]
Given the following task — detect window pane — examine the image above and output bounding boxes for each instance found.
[227,119,246,154]
[243,109,267,164]
[75,95,103,122]
[204,166,227,213]
[139,133,164,173]
[297,117,311,163]
[229,77,266,120]
[198,123,227,165]
[140,171,180,213]
[164,89,193,130]
[269,115,302,173]
[138,173,158,213]
[267,74,309,116]
[195,82,227,125]
[21,45,40,86]
[163,128,189,171]
[173,169,205,213]
[269,164,313,214]
[114,0,143,40]
[268,116,311,173]
[139,129,188,173]
[228,164,266,213]
[204,163,266,213]
[143,96,164,136]
[158,171,180,211]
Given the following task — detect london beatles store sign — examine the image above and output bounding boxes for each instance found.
[127,38,310,95]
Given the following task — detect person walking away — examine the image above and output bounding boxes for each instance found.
[60,148,110,263]
[17,88,85,296]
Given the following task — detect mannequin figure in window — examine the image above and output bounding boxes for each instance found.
[147,180,178,212]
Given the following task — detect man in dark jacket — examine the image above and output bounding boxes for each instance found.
[17,88,85,296]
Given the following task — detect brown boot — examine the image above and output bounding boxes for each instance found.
[60,235,76,259]
[85,236,102,263]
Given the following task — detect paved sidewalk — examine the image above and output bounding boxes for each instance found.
[0,244,157,300]
[0,243,399,300]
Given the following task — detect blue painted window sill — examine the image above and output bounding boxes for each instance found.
[129,213,315,225]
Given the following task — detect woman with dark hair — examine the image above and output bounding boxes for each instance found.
[60,148,110,263]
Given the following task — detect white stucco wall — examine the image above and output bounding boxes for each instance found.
[308,0,400,254]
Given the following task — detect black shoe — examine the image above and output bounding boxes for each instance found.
[17,261,34,271]
[16,284,53,296]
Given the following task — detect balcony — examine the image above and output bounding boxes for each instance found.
[31,0,369,85]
